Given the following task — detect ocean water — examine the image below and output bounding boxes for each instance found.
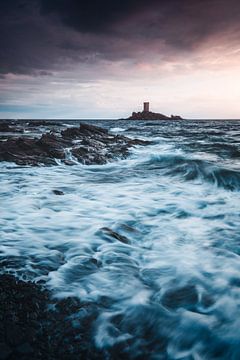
[1,119,240,359]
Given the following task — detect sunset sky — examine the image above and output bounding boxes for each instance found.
[1,0,240,119]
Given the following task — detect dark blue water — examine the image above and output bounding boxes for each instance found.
[1,120,240,359]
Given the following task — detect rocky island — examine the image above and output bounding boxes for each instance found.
[123,102,183,120]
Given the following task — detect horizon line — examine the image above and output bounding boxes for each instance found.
[1,118,240,121]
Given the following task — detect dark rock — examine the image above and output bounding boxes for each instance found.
[161,284,198,310]
[201,292,215,308]
[0,123,150,166]
[61,127,83,139]
[5,323,24,346]
[61,123,107,139]
[79,123,108,135]
[36,133,68,159]
[0,342,12,360]
[124,110,183,120]
[63,159,76,166]
[99,227,130,244]
[171,115,182,120]
[0,124,11,132]
[55,297,81,315]
[52,190,64,195]
[16,342,34,354]
[0,123,24,133]
[127,138,151,146]
[71,146,107,165]
[0,274,103,360]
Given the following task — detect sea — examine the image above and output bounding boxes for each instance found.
[1,119,240,359]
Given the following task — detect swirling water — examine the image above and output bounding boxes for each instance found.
[1,120,240,359]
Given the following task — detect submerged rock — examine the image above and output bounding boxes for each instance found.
[52,190,64,195]
[161,284,198,310]
[0,123,150,166]
[99,227,131,244]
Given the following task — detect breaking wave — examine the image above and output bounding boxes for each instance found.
[137,153,240,191]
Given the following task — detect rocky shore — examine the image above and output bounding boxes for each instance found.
[0,121,151,359]
[0,122,150,166]
[0,274,104,360]
[0,274,208,360]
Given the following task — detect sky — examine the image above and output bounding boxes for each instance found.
[1,0,240,119]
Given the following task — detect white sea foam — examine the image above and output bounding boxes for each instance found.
[110,127,126,132]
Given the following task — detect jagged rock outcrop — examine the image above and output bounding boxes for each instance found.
[0,122,24,133]
[0,123,150,166]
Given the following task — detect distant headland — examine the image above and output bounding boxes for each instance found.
[122,102,183,120]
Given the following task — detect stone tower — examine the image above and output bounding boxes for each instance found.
[143,102,149,112]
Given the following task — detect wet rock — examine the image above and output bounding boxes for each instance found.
[5,323,24,346]
[0,123,12,132]
[17,342,34,354]
[55,297,81,315]
[127,138,151,146]
[0,274,103,360]
[0,123,150,166]
[71,146,107,165]
[79,123,108,135]
[52,190,64,195]
[201,292,215,308]
[161,284,198,310]
[61,127,83,139]
[36,133,68,159]
[0,342,12,360]
[61,123,108,140]
[0,123,24,133]
[100,227,131,244]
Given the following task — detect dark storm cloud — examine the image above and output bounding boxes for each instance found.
[1,0,240,75]
[0,0,50,75]
[40,0,147,32]
[39,0,240,45]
